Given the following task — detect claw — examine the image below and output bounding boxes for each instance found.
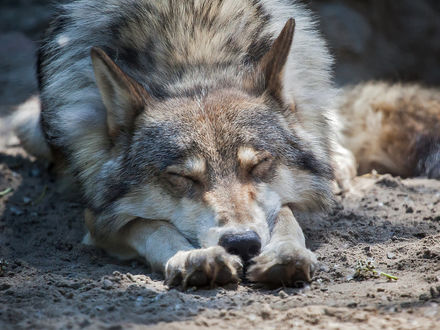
[246,242,317,287]
[164,247,242,289]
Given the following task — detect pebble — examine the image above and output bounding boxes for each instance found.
[102,279,113,289]
[387,252,396,259]
[22,196,32,205]
[278,290,288,299]
[9,206,23,216]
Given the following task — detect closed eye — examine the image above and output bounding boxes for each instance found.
[250,156,273,178]
[165,171,200,186]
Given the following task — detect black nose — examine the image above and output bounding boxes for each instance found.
[219,231,261,263]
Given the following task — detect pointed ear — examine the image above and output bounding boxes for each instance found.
[90,47,149,138]
[246,18,295,103]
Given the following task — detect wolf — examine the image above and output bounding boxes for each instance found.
[12,0,440,288]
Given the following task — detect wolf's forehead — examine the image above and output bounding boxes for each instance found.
[134,90,290,169]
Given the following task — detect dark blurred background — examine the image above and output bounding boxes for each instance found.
[1,0,440,110]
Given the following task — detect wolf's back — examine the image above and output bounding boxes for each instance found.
[11,96,52,160]
[338,82,440,179]
[36,0,335,155]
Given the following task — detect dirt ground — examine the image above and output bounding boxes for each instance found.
[0,105,439,330]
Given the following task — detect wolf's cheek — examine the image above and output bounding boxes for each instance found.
[255,183,282,232]
[269,164,333,211]
[111,184,178,221]
[169,198,217,247]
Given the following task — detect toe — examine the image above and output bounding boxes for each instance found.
[165,270,183,287]
[185,270,209,288]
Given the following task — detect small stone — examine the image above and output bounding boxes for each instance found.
[9,206,23,216]
[278,290,288,299]
[387,252,396,259]
[22,197,32,205]
[102,279,113,289]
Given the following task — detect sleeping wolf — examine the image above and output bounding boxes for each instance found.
[13,0,440,288]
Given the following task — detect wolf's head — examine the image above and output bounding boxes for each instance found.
[90,19,333,264]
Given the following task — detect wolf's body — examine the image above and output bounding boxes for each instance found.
[13,0,440,287]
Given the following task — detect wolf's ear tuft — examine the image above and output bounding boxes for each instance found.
[247,18,295,103]
[91,47,149,138]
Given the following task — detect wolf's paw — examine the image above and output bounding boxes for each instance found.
[165,246,242,289]
[247,241,317,286]
[332,144,356,193]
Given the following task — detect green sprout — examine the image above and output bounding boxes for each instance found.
[354,259,398,281]
[0,187,12,197]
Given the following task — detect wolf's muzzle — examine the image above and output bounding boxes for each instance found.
[219,231,261,264]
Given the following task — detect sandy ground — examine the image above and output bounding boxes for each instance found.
[0,105,439,330]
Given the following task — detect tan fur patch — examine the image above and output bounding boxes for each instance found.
[237,146,259,169]
[339,82,440,177]
[167,156,206,179]
[203,181,258,225]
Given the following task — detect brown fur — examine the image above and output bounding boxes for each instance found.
[14,0,354,287]
[339,82,440,178]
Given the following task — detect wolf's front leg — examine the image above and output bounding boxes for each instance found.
[85,212,241,288]
[247,206,317,286]
[126,220,242,288]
